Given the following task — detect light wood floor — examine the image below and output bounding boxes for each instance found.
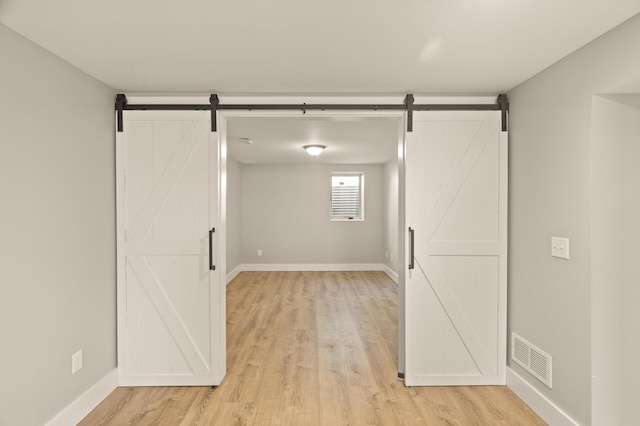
[81,271,545,425]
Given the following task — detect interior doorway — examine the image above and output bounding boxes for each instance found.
[591,93,640,424]
[219,111,406,375]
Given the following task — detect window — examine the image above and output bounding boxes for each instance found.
[331,173,364,221]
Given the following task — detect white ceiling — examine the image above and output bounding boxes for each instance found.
[2,1,639,164]
[227,117,399,164]
[1,0,639,94]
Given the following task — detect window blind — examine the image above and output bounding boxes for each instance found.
[331,174,363,220]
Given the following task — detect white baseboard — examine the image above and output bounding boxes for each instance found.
[241,263,387,272]
[382,264,399,283]
[507,367,580,426]
[46,368,118,426]
[226,264,243,285]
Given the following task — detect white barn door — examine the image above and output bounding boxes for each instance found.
[405,111,507,386]
[116,110,225,386]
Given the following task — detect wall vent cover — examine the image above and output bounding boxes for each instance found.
[511,333,552,388]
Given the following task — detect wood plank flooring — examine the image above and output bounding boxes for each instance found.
[80,271,545,425]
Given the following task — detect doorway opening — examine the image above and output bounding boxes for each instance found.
[221,112,406,377]
[591,92,640,424]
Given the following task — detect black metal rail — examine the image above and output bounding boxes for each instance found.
[115,93,508,133]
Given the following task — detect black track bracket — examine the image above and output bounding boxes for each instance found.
[497,94,509,132]
[404,94,415,133]
[115,93,127,133]
[210,94,219,132]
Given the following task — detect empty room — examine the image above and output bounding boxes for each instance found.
[2,2,640,425]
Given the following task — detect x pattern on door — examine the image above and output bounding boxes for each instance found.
[118,115,218,386]
[406,112,506,386]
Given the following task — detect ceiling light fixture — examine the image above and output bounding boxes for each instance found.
[303,144,326,156]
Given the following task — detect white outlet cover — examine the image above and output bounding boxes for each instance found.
[72,349,83,374]
[551,237,570,260]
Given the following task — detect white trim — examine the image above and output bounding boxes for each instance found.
[227,263,398,283]
[226,264,243,285]
[219,109,406,122]
[126,95,210,104]
[215,118,227,384]
[115,123,125,388]
[498,126,509,384]
[45,368,117,426]
[127,95,406,105]
[220,95,407,105]
[413,95,497,105]
[125,95,498,107]
[507,367,580,426]
[383,264,399,283]
[240,263,387,272]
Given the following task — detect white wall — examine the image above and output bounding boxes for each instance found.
[226,157,242,273]
[591,94,640,425]
[0,24,116,425]
[508,14,640,425]
[239,163,385,264]
[384,159,399,275]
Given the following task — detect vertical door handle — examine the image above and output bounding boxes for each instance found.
[209,228,216,271]
[408,227,415,270]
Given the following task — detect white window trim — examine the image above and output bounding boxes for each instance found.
[330,172,364,222]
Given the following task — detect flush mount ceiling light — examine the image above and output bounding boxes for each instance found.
[303,144,326,156]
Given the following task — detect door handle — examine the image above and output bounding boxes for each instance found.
[408,227,415,270]
[209,228,216,271]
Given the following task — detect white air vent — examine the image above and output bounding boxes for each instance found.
[511,333,552,388]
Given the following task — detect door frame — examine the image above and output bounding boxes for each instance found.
[217,102,407,374]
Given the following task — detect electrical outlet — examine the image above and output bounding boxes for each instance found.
[385,251,389,259]
[72,349,83,374]
[390,253,394,262]
[257,249,262,257]
[551,237,570,260]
